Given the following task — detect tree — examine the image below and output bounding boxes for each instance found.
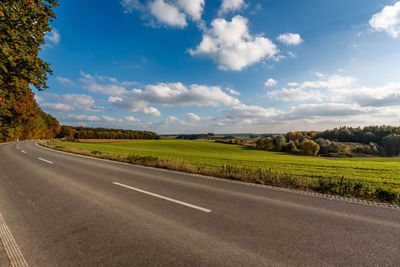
[382,135,400,156]
[0,0,59,141]
[273,135,286,151]
[302,140,320,156]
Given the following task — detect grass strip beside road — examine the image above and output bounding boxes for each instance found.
[43,140,400,204]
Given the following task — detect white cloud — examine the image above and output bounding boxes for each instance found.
[284,103,369,119]
[66,114,101,122]
[41,93,103,112]
[187,112,201,121]
[124,116,139,122]
[300,75,356,90]
[219,104,279,125]
[334,83,400,108]
[276,33,303,46]
[315,72,326,78]
[189,15,278,71]
[369,2,400,38]
[108,82,240,116]
[120,0,205,27]
[34,95,44,103]
[42,103,74,112]
[288,82,299,87]
[219,0,246,15]
[45,28,61,46]
[227,88,241,95]
[176,0,204,21]
[102,115,123,122]
[267,75,356,102]
[56,77,74,86]
[268,88,323,102]
[142,106,162,116]
[149,0,187,28]
[264,78,277,87]
[120,0,143,14]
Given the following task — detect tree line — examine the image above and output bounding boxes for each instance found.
[0,0,61,142]
[256,126,400,157]
[57,126,160,140]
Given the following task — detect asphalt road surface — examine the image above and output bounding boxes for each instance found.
[0,140,399,266]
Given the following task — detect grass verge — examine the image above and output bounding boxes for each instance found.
[40,140,400,205]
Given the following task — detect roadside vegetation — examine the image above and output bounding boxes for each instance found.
[0,0,61,142]
[252,126,400,157]
[57,126,160,140]
[44,139,400,204]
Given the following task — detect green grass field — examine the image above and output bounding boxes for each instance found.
[49,139,400,195]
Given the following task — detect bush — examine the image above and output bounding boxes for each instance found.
[273,135,286,151]
[301,140,320,156]
[256,137,274,150]
[382,134,400,156]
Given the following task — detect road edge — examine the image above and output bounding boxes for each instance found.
[36,142,400,211]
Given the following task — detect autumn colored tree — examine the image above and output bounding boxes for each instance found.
[301,140,320,156]
[0,0,59,141]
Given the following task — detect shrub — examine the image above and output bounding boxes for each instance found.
[273,135,286,151]
[301,140,320,156]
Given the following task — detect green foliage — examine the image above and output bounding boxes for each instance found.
[382,135,400,156]
[0,0,58,90]
[0,0,59,142]
[47,140,400,203]
[301,139,320,156]
[273,135,286,151]
[256,137,274,150]
[48,139,400,197]
[56,126,160,140]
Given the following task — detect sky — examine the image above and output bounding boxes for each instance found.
[36,0,400,134]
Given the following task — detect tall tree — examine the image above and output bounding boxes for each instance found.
[0,0,59,141]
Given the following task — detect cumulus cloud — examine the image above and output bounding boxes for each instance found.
[56,77,74,86]
[120,0,143,14]
[219,104,278,125]
[267,75,356,102]
[264,78,277,87]
[120,0,204,27]
[334,83,400,108]
[369,2,400,38]
[149,0,187,28]
[102,115,123,122]
[288,82,299,87]
[315,72,326,78]
[276,33,303,45]
[227,88,241,95]
[268,88,323,102]
[176,0,204,21]
[45,28,61,46]
[108,82,240,116]
[42,103,74,112]
[42,94,103,112]
[189,15,278,71]
[219,0,246,15]
[187,112,201,121]
[124,116,140,122]
[66,114,101,122]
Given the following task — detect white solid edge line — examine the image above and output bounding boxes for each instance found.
[38,158,53,164]
[0,211,29,267]
[113,182,212,213]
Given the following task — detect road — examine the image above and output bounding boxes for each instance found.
[0,140,399,266]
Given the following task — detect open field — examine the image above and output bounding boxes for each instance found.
[47,139,400,203]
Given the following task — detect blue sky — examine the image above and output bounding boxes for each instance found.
[37,0,400,134]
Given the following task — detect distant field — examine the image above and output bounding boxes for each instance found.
[49,139,400,196]
[77,139,149,142]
